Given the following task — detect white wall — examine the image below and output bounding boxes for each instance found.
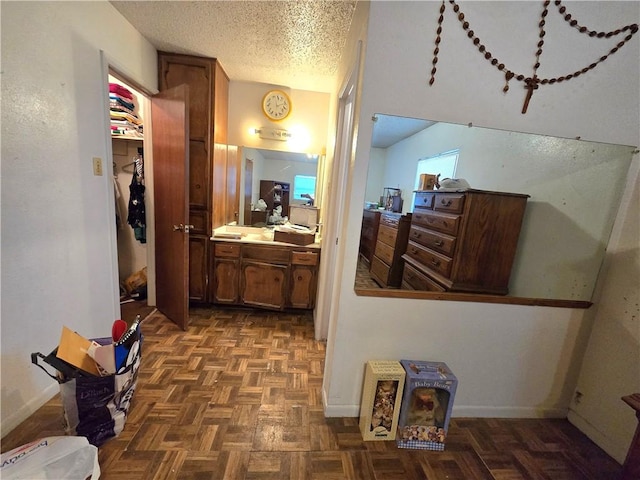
[228,81,330,154]
[323,0,639,464]
[1,2,158,435]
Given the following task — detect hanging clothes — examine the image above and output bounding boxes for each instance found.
[127,150,146,243]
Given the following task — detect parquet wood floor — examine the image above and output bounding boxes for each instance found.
[2,307,622,479]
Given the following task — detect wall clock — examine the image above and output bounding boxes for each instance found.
[262,89,291,121]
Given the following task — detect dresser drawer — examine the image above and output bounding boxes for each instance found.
[409,225,456,256]
[402,262,446,292]
[434,193,465,213]
[414,191,436,210]
[406,241,452,278]
[377,224,398,247]
[411,210,461,236]
[214,243,240,258]
[374,240,394,265]
[370,255,390,285]
[380,213,401,228]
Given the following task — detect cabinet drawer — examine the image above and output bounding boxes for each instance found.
[370,255,390,284]
[243,245,290,264]
[377,224,398,247]
[434,193,465,213]
[411,210,461,236]
[380,213,400,228]
[374,240,394,265]
[414,192,436,210]
[409,225,456,256]
[214,243,240,258]
[406,241,452,278]
[291,251,318,266]
[402,262,446,292]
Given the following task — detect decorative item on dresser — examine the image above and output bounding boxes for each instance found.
[370,212,412,288]
[402,189,528,295]
[260,180,290,224]
[359,209,381,266]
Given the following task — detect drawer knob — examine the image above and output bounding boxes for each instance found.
[441,199,452,206]
[434,240,444,247]
[431,259,441,267]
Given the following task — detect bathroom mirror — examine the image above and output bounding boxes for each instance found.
[239,147,320,225]
[355,114,636,304]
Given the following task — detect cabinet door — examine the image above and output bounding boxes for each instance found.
[240,260,288,310]
[212,258,240,304]
[189,235,208,303]
[289,265,317,309]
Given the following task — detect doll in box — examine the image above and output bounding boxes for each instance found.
[405,387,446,428]
[370,380,398,431]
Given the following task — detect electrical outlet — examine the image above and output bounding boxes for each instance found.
[93,157,103,176]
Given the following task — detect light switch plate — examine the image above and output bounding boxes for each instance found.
[93,157,103,176]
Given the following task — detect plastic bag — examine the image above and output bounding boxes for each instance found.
[0,436,100,479]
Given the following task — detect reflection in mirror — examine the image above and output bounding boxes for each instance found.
[240,147,319,226]
[356,114,636,302]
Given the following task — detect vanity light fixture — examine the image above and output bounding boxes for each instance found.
[254,127,292,141]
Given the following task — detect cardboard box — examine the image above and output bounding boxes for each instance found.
[273,230,316,246]
[359,360,405,441]
[396,360,458,451]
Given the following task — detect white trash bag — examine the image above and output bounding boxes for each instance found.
[0,436,100,479]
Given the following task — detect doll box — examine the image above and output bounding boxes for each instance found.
[396,360,458,451]
[359,360,406,441]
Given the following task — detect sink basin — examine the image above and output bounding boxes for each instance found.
[213,225,273,242]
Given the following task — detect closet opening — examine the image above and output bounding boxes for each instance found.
[108,69,156,323]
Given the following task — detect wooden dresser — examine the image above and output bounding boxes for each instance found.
[370,212,411,288]
[402,189,528,295]
[359,209,381,265]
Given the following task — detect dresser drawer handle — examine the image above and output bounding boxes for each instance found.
[433,240,444,247]
[414,232,422,239]
[411,248,418,255]
[440,198,452,207]
[431,259,441,267]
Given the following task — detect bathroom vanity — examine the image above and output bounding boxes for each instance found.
[211,226,321,310]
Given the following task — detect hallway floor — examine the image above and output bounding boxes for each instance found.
[2,307,622,479]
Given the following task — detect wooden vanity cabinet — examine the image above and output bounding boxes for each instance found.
[289,251,320,309]
[370,212,411,288]
[241,245,289,310]
[359,209,381,265]
[158,52,230,303]
[402,189,528,295]
[211,242,320,310]
[212,243,240,304]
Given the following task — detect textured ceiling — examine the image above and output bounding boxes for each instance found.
[110,0,357,93]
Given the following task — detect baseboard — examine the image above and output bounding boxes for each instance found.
[1,383,59,438]
[322,402,568,419]
[567,410,626,464]
[453,405,568,418]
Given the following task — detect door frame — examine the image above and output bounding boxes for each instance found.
[100,51,158,317]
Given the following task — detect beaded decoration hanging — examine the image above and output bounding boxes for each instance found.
[429,0,639,114]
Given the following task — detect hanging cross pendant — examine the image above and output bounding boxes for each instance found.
[522,77,539,114]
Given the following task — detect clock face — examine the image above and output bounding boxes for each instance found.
[262,90,291,121]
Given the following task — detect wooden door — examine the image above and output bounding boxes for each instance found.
[243,159,253,225]
[151,85,189,330]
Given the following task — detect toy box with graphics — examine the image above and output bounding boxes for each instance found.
[359,360,406,441]
[396,360,458,451]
